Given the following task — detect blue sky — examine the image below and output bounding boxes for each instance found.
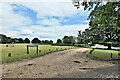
[1,2,90,42]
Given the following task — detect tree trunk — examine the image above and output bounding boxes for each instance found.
[108,44,111,49]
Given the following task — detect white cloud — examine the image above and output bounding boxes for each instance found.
[82,20,89,23]
[0,2,90,42]
[0,0,72,2]
[0,3,2,33]
[37,18,60,26]
[17,24,89,42]
[20,29,33,35]
[1,3,32,36]
[19,2,88,18]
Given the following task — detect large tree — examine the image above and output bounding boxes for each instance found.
[50,40,53,44]
[17,38,24,43]
[11,38,19,43]
[77,30,84,44]
[32,38,41,44]
[57,39,62,43]
[44,40,53,44]
[88,2,120,49]
[24,38,30,43]
[0,34,12,43]
[62,36,76,46]
[75,1,120,49]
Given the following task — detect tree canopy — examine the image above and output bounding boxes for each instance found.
[76,1,120,49]
[62,36,76,46]
[32,38,41,43]
[57,39,62,43]
[24,38,30,43]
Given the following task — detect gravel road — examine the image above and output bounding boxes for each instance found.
[2,48,119,78]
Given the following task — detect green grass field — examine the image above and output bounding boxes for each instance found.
[1,44,77,63]
[87,49,119,60]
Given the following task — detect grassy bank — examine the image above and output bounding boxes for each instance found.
[87,49,119,60]
[1,44,77,63]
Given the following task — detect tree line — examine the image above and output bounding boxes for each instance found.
[0,34,53,44]
[0,34,76,46]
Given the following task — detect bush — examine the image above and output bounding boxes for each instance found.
[51,43,67,46]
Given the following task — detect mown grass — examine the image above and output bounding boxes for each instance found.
[1,44,77,63]
[87,48,119,60]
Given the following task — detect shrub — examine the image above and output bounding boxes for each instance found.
[51,43,67,46]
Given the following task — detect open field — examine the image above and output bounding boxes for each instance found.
[87,49,119,60]
[1,44,76,63]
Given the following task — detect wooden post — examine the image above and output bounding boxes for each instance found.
[27,45,29,54]
[90,50,92,54]
[6,45,8,47]
[111,53,112,58]
[37,46,38,54]
[39,50,41,52]
[90,48,95,54]
[8,53,11,57]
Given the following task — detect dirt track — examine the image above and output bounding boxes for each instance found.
[2,48,118,78]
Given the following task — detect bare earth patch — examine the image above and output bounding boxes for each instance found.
[2,48,117,78]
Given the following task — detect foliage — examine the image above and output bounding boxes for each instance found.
[17,38,24,43]
[52,43,66,46]
[32,38,41,43]
[0,34,54,44]
[62,36,76,46]
[77,2,120,49]
[50,40,53,44]
[24,38,30,43]
[57,39,62,43]
[0,34,25,44]
[44,40,53,44]
[77,30,83,44]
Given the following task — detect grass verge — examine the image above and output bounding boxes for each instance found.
[87,48,119,61]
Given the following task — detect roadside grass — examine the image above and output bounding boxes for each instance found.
[2,44,77,63]
[87,48,119,60]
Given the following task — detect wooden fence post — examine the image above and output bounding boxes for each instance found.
[8,53,11,57]
[37,46,38,54]
[39,50,41,52]
[27,45,29,54]
[111,53,112,58]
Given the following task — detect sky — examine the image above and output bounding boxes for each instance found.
[0,1,91,42]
